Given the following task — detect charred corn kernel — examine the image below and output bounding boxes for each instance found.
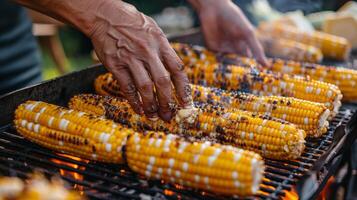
[171,43,343,115]
[69,94,306,160]
[258,23,351,61]
[14,102,265,196]
[94,73,330,137]
[126,132,264,196]
[217,52,357,103]
[258,34,323,63]
[191,85,330,137]
[0,173,84,200]
[14,101,130,164]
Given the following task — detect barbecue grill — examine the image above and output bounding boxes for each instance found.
[1,33,357,200]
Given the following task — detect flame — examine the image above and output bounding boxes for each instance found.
[317,176,335,200]
[174,184,185,190]
[164,189,174,196]
[283,188,298,200]
[51,153,88,193]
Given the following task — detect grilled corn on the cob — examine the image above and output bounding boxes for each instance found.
[94,73,330,137]
[14,101,129,164]
[14,101,264,196]
[127,132,264,196]
[267,59,357,102]
[172,43,343,114]
[191,85,330,137]
[69,94,306,159]
[220,53,357,102]
[258,34,323,63]
[258,23,351,61]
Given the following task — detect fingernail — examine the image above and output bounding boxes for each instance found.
[160,111,172,122]
[148,116,159,121]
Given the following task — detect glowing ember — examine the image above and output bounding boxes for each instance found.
[318,176,335,200]
[51,153,88,193]
[174,184,185,190]
[283,188,298,200]
[164,189,174,196]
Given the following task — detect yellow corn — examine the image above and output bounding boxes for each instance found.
[172,43,343,115]
[191,85,330,137]
[0,173,84,200]
[218,52,357,103]
[258,23,351,61]
[127,132,264,196]
[258,34,323,63]
[14,101,265,196]
[69,94,306,160]
[267,59,357,102]
[94,73,330,137]
[14,101,129,164]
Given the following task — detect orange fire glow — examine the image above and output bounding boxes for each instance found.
[283,188,298,200]
[317,176,335,200]
[164,189,174,196]
[51,153,88,194]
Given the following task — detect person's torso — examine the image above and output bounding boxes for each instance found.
[0,0,42,95]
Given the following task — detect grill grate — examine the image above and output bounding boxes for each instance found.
[0,108,355,200]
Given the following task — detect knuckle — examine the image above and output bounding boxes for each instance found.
[243,27,256,39]
[155,76,171,86]
[137,81,154,93]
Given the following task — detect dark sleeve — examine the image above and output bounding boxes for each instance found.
[0,1,42,95]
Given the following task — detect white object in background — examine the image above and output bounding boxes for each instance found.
[152,6,194,34]
[247,0,282,23]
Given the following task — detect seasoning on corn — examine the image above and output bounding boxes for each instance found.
[127,132,264,196]
[219,52,357,103]
[258,23,351,61]
[94,73,330,137]
[14,100,129,164]
[191,85,330,137]
[14,101,265,196]
[69,94,306,160]
[257,34,323,63]
[267,59,357,102]
[172,43,343,115]
[0,173,84,200]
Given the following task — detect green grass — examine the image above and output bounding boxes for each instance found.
[40,48,93,80]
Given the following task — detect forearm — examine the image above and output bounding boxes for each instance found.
[187,0,230,12]
[15,0,103,36]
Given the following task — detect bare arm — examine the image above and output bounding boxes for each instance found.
[16,0,193,121]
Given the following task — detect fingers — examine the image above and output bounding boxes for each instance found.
[127,59,159,120]
[234,41,252,58]
[144,54,174,121]
[161,46,193,108]
[245,32,269,66]
[110,66,144,115]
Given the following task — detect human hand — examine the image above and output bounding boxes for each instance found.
[88,1,192,121]
[193,0,268,65]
